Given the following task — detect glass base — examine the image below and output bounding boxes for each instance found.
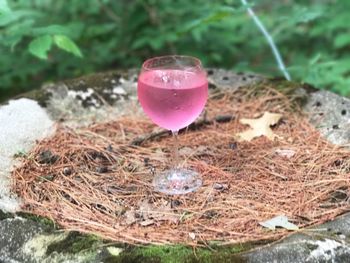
[153,168,202,195]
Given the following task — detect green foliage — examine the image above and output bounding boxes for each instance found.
[28,35,52,59]
[276,1,350,96]
[53,35,82,58]
[0,0,350,100]
[28,34,82,60]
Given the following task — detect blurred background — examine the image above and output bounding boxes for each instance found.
[1,0,349,102]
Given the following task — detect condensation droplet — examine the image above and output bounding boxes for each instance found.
[174,80,181,87]
[162,75,170,83]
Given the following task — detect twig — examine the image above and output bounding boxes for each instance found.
[241,0,291,81]
[130,130,170,146]
[130,114,235,146]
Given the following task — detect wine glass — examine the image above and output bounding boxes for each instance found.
[137,55,208,195]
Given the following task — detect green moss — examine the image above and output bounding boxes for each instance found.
[0,210,13,220]
[140,245,205,263]
[16,212,56,230]
[104,244,250,263]
[46,231,101,255]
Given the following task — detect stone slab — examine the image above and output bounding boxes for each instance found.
[241,213,350,262]
[1,69,350,262]
[0,99,53,213]
[304,90,350,146]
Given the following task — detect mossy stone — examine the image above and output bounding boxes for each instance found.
[46,231,101,255]
[0,210,13,220]
[16,212,56,230]
[103,244,251,263]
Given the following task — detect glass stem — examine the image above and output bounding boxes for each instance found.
[171,130,180,170]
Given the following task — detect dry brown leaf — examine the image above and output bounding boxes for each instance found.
[188,232,196,240]
[236,112,283,142]
[138,200,179,224]
[259,215,299,231]
[140,219,154,226]
[275,148,296,158]
[124,209,137,225]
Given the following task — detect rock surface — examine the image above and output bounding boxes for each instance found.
[0,99,53,213]
[305,90,350,146]
[1,69,350,262]
[241,213,350,263]
[0,214,120,263]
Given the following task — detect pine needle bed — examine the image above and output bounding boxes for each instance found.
[13,85,350,246]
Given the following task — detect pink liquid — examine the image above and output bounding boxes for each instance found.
[138,69,208,131]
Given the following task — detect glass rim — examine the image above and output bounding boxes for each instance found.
[142,55,203,71]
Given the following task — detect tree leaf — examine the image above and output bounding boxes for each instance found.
[131,37,149,49]
[334,33,350,49]
[32,22,85,38]
[0,0,10,14]
[3,19,35,50]
[0,8,42,27]
[28,35,53,60]
[178,6,239,35]
[32,25,72,37]
[290,6,324,24]
[235,112,283,142]
[259,215,299,231]
[53,35,83,58]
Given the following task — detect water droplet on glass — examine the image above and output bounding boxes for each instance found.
[162,75,169,83]
[174,80,181,87]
